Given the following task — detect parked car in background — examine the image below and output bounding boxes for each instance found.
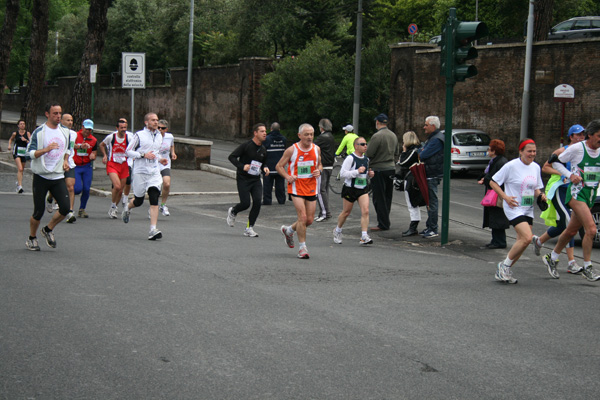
[442,129,491,173]
[548,16,600,40]
[429,35,442,45]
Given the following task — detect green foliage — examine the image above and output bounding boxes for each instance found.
[259,37,353,133]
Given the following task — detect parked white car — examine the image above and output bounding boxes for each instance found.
[441,129,491,173]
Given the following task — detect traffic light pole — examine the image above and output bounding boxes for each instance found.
[441,9,456,246]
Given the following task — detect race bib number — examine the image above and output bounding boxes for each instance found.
[77,148,88,156]
[296,160,314,179]
[248,160,262,176]
[354,174,367,188]
[112,152,127,164]
[583,166,600,187]
[16,146,26,156]
[521,195,534,206]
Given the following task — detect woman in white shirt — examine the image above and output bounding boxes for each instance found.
[490,139,546,284]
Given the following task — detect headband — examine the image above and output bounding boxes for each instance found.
[519,139,535,151]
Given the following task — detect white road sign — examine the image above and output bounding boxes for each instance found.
[122,52,146,89]
[553,84,574,99]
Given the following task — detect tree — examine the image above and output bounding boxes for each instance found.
[533,0,554,41]
[0,0,21,140]
[69,0,110,128]
[20,0,49,131]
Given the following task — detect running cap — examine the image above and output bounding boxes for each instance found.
[82,119,94,129]
[568,124,584,136]
[374,113,388,123]
[342,124,354,132]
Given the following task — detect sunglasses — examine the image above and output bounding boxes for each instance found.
[357,143,367,146]
[158,127,167,130]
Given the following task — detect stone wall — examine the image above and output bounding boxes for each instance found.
[390,38,600,159]
[1,57,273,142]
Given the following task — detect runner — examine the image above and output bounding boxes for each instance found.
[123,112,168,240]
[226,123,269,237]
[276,123,322,259]
[157,119,177,216]
[72,119,97,218]
[490,139,546,284]
[60,114,78,223]
[543,119,600,281]
[332,136,375,246]
[7,120,31,193]
[25,102,71,251]
[100,119,132,219]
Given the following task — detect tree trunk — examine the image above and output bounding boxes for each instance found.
[20,0,48,131]
[533,0,554,41]
[69,0,110,130]
[0,0,21,147]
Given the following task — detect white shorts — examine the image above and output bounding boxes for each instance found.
[132,172,162,198]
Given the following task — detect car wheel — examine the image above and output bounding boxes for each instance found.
[579,203,600,247]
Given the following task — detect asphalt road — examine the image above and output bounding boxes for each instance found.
[1,191,599,399]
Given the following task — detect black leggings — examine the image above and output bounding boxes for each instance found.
[32,175,70,220]
[233,177,262,227]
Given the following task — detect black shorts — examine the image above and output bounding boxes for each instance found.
[341,185,369,203]
[510,215,533,227]
[13,155,27,164]
[160,168,171,177]
[64,168,75,179]
[289,193,317,201]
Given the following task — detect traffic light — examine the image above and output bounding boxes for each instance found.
[440,13,488,83]
[453,21,488,81]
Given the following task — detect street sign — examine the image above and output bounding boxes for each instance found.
[90,64,97,83]
[408,23,418,35]
[553,84,574,102]
[122,52,146,89]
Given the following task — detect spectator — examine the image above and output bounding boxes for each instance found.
[335,124,358,157]
[366,113,399,231]
[262,122,287,205]
[397,131,422,236]
[418,116,444,238]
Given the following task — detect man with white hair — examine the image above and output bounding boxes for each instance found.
[418,115,445,238]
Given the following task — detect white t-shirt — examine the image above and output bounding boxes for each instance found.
[554,141,600,179]
[492,158,543,220]
[42,126,68,178]
[67,129,77,169]
[158,133,174,171]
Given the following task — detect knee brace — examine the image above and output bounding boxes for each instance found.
[148,187,160,206]
[133,196,145,207]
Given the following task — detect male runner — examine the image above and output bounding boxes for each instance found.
[100,119,132,218]
[276,123,322,259]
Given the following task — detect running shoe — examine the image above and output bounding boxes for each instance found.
[531,235,542,256]
[41,228,56,248]
[45,195,54,213]
[78,209,89,218]
[297,246,309,259]
[495,262,518,284]
[423,230,438,238]
[122,209,130,223]
[66,212,76,223]
[315,215,327,222]
[582,265,600,282]
[244,227,259,237]
[567,261,583,274]
[333,228,342,244]
[161,205,170,216]
[227,207,236,227]
[360,235,373,245]
[281,225,295,248]
[542,253,560,279]
[52,203,59,211]
[16,185,24,194]
[148,229,163,240]
[26,237,40,251]
[108,206,118,219]
[419,228,430,235]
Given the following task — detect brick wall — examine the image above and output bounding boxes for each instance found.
[390,38,600,160]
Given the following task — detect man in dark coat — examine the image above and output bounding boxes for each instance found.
[262,122,287,205]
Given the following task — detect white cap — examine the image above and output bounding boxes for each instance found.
[342,124,354,132]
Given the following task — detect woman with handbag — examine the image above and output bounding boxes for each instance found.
[489,139,547,284]
[397,131,423,236]
[478,139,509,248]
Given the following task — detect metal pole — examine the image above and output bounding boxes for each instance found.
[184,0,194,137]
[520,0,535,140]
[91,83,95,120]
[131,89,135,133]
[352,0,363,132]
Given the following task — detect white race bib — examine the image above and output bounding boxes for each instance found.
[248,160,262,176]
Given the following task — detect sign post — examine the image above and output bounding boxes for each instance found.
[553,84,575,145]
[408,23,418,42]
[90,64,97,120]
[122,52,146,132]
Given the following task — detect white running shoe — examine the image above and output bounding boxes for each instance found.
[333,228,342,244]
[360,235,373,245]
[297,246,309,259]
[495,262,518,284]
[542,253,560,279]
[281,225,294,248]
[45,194,53,213]
[26,237,40,251]
[122,209,130,223]
[161,205,170,216]
[108,206,118,219]
[227,207,236,227]
[66,212,76,223]
[16,185,24,193]
[52,203,59,211]
[531,235,542,256]
[582,265,600,282]
[567,261,583,274]
[244,227,259,237]
[148,229,163,240]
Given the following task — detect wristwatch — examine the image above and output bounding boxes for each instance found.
[140,152,145,159]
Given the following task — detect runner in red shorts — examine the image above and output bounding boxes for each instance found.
[100,119,132,219]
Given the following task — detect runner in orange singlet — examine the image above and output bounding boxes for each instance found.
[276,123,322,259]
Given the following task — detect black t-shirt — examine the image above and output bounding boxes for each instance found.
[228,140,268,180]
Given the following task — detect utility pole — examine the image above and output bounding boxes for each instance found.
[352,0,363,131]
[520,0,535,140]
[184,0,194,137]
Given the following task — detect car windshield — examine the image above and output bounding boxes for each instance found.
[453,132,490,146]
[553,21,574,32]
